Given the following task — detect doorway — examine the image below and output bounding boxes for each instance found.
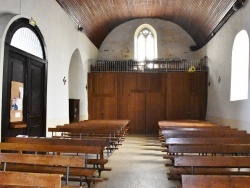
[1,18,47,141]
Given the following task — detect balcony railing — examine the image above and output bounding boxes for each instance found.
[89,56,208,73]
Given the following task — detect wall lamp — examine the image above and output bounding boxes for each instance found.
[78,25,83,32]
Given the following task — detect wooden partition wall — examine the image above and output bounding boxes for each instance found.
[88,72,207,134]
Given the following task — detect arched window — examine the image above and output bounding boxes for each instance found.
[10,27,43,59]
[137,28,154,60]
[230,30,249,101]
[134,24,157,60]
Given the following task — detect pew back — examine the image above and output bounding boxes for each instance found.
[169,144,250,155]
[165,137,250,145]
[0,153,85,167]
[0,171,62,187]
[5,137,109,147]
[175,156,250,167]
[182,175,250,188]
[0,142,103,155]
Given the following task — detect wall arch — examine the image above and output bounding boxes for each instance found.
[98,18,197,60]
[68,48,87,120]
[0,14,28,141]
[1,16,48,140]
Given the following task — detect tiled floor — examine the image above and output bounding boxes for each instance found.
[89,135,180,188]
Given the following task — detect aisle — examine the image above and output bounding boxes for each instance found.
[92,135,180,188]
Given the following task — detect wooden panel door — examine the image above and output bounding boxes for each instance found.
[88,96,103,119]
[2,52,26,139]
[1,49,46,140]
[128,92,146,134]
[128,73,150,134]
[117,73,133,119]
[190,94,207,120]
[191,72,208,94]
[190,72,208,119]
[27,59,46,137]
[166,72,192,119]
[146,92,165,134]
[88,73,117,119]
[102,96,117,119]
[88,73,101,119]
[69,99,80,123]
[145,74,166,134]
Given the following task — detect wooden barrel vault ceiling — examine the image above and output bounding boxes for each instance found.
[56,0,246,50]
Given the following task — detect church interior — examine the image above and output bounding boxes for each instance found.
[0,0,250,187]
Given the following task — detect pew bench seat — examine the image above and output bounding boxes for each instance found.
[169,156,250,181]
[0,152,100,188]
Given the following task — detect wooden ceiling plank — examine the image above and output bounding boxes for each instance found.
[56,0,242,49]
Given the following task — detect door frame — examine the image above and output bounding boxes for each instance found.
[1,18,47,141]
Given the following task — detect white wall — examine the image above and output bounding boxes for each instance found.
[98,18,204,60]
[0,0,98,139]
[199,1,250,132]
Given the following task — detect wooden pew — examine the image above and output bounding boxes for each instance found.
[5,137,112,171]
[159,120,234,135]
[168,156,250,181]
[81,119,130,129]
[160,126,232,136]
[165,144,250,164]
[158,120,231,138]
[79,119,130,134]
[161,126,232,130]
[160,126,233,134]
[0,142,105,187]
[174,156,250,175]
[52,119,130,141]
[168,144,250,155]
[175,155,250,167]
[162,129,246,135]
[64,119,130,136]
[161,130,247,139]
[5,137,109,147]
[0,153,89,187]
[169,167,250,181]
[159,120,250,183]
[158,120,224,129]
[5,136,114,154]
[164,137,250,146]
[0,171,62,187]
[159,126,234,138]
[50,126,121,135]
[164,144,250,168]
[160,132,248,143]
[181,175,250,188]
[49,126,124,149]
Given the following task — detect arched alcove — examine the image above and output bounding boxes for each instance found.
[68,49,86,121]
